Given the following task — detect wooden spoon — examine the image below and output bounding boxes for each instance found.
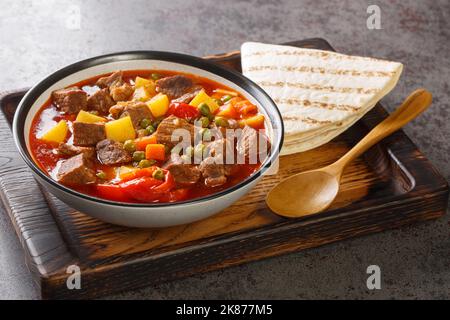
[266,89,432,218]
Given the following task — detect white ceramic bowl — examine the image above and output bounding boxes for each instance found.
[13,51,283,228]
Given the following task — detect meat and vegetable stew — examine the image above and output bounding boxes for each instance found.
[30,70,270,203]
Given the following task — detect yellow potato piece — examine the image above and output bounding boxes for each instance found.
[147,93,169,118]
[41,120,68,143]
[134,77,155,96]
[117,165,138,179]
[75,110,106,123]
[135,77,153,88]
[132,86,152,102]
[189,89,219,112]
[105,116,136,142]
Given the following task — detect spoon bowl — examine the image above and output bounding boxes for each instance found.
[266,89,432,218]
[266,169,339,217]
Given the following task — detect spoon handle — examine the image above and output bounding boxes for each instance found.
[332,89,432,171]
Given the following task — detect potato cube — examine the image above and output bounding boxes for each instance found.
[41,120,68,143]
[75,110,106,123]
[147,93,169,118]
[105,116,136,142]
[134,77,155,96]
[132,87,152,102]
[189,89,219,112]
[117,165,138,179]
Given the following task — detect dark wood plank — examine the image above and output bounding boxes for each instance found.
[0,38,447,299]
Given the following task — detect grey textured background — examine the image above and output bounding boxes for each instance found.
[0,0,449,299]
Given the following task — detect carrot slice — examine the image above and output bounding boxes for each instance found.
[243,114,265,129]
[235,100,258,117]
[217,103,239,119]
[135,134,157,151]
[145,143,166,161]
[214,88,239,96]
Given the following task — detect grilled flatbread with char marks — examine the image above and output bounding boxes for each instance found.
[241,42,403,155]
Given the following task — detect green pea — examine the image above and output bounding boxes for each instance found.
[213,98,223,106]
[123,140,136,153]
[132,151,145,162]
[214,116,229,128]
[185,146,194,157]
[194,143,206,158]
[146,124,155,134]
[151,73,162,80]
[171,145,183,155]
[152,118,162,128]
[221,95,232,103]
[137,128,150,137]
[198,102,211,117]
[200,128,212,141]
[152,168,165,180]
[199,116,210,128]
[96,170,106,179]
[138,159,154,168]
[140,118,151,129]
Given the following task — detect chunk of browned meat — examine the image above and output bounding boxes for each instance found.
[96,71,124,88]
[118,101,153,129]
[156,115,194,148]
[52,87,87,114]
[156,75,194,99]
[96,71,134,102]
[163,153,201,186]
[87,88,115,113]
[56,153,96,185]
[199,156,228,187]
[205,138,235,161]
[110,82,134,102]
[72,122,106,146]
[109,104,125,118]
[58,143,95,158]
[236,126,270,163]
[96,139,132,165]
[172,85,203,104]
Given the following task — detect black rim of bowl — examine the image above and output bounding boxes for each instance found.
[13,50,284,207]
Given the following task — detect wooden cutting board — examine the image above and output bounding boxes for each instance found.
[0,38,448,299]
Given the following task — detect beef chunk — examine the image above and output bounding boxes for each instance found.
[109,104,125,119]
[205,138,234,160]
[58,143,95,158]
[56,153,96,185]
[236,126,270,162]
[96,71,124,88]
[156,75,194,99]
[156,115,194,148]
[117,101,153,129]
[96,71,134,102]
[73,122,106,146]
[199,156,229,187]
[110,82,134,102]
[163,153,201,186]
[52,87,87,114]
[96,139,132,165]
[87,88,115,113]
[172,85,203,104]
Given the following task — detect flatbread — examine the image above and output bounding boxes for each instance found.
[241,42,403,155]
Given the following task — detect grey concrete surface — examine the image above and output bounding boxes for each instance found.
[0,0,449,299]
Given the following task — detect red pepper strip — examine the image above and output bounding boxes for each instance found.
[119,166,158,182]
[167,102,200,120]
[96,184,132,202]
[169,188,189,202]
[119,170,175,202]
